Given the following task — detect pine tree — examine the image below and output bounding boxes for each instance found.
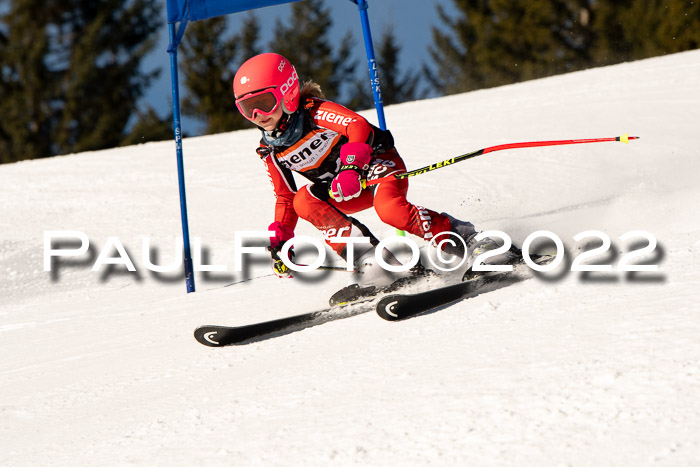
[0,0,161,163]
[0,0,56,162]
[376,25,422,105]
[590,0,700,65]
[427,0,700,97]
[486,0,589,81]
[180,14,261,134]
[270,0,356,103]
[428,0,589,95]
[121,109,173,147]
[659,0,700,52]
[52,0,161,154]
[590,0,651,64]
[427,0,489,95]
[349,25,423,110]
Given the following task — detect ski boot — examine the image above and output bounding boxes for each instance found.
[440,213,520,271]
[328,246,434,307]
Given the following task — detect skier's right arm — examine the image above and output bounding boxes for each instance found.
[260,147,298,277]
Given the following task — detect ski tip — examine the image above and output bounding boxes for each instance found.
[376,295,403,321]
[194,326,227,347]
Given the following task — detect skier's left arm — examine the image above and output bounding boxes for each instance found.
[307,99,375,202]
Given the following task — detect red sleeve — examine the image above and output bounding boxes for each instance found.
[260,149,299,230]
[307,98,374,145]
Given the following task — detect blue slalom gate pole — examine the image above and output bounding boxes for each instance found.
[355,0,387,131]
[168,22,196,293]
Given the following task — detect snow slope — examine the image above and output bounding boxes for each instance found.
[1,50,700,466]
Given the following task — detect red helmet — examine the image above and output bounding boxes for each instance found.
[233,53,300,120]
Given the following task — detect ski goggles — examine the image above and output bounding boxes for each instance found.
[235,88,283,120]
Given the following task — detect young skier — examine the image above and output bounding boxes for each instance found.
[233,53,509,302]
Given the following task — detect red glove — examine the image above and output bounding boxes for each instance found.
[330,143,373,202]
[268,221,294,250]
[268,221,295,278]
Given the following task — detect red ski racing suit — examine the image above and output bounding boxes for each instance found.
[258,97,453,260]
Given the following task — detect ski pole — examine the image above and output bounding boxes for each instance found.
[315,265,358,272]
[363,133,639,188]
[209,264,356,290]
[270,245,357,273]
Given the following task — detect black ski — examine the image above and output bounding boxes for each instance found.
[195,256,554,345]
[375,271,516,320]
[194,300,375,347]
[376,256,554,321]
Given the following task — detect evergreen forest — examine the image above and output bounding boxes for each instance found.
[1,0,698,164]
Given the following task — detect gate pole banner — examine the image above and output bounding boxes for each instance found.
[167,0,304,23]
